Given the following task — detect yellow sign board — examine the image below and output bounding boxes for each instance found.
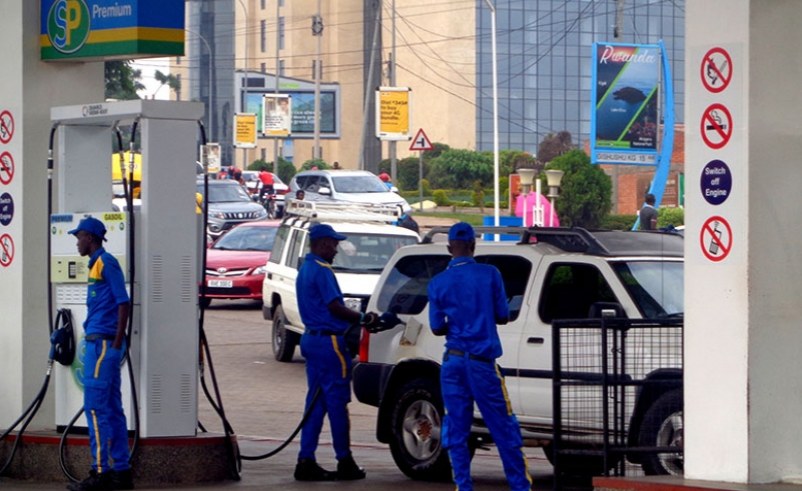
[234,113,258,148]
[376,87,411,141]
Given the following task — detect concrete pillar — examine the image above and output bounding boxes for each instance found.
[0,1,103,428]
[685,0,802,483]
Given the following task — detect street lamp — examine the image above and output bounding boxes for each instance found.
[186,28,214,139]
[482,0,500,238]
[545,169,564,227]
[236,0,249,169]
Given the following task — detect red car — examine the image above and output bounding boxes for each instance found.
[201,220,281,306]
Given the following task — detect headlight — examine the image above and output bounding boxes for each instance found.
[256,208,268,218]
[209,211,225,219]
[253,265,267,275]
[344,297,362,312]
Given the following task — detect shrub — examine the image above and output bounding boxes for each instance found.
[601,214,638,230]
[658,207,684,228]
[432,189,450,206]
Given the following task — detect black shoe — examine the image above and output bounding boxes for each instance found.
[294,459,337,481]
[66,470,113,491]
[110,469,134,490]
[337,455,366,481]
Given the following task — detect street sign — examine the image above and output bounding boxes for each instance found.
[234,113,257,148]
[409,128,433,151]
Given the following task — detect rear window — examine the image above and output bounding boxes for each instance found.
[268,225,290,264]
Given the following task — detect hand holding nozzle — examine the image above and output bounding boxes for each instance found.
[366,312,405,334]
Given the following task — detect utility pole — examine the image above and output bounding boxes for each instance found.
[312,0,323,161]
[611,0,624,213]
[389,0,397,182]
[274,0,281,173]
[237,0,249,169]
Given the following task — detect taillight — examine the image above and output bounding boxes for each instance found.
[358,327,370,362]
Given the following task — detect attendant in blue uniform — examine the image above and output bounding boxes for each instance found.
[428,222,532,491]
[294,223,380,481]
[68,216,133,491]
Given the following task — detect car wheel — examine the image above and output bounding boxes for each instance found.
[638,389,683,475]
[271,306,298,362]
[389,379,452,481]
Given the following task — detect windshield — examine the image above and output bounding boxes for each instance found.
[331,175,388,193]
[199,184,252,203]
[213,225,277,251]
[611,260,684,318]
[330,233,418,273]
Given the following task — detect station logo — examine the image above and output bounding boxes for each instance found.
[47,0,91,54]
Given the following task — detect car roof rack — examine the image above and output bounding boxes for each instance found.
[421,226,528,244]
[284,199,401,223]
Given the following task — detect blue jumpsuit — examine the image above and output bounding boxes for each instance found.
[296,253,354,462]
[82,248,130,474]
[428,256,531,491]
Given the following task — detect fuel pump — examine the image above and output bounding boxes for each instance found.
[50,100,204,438]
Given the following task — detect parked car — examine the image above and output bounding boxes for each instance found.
[262,201,420,362]
[353,227,685,479]
[290,169,411,213]
[197,179,268,238]
[202,220,281,307]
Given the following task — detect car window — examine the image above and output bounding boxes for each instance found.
[331,175,387,193]
[269,225,290,264]
[317,177,332,191]
[611,260,684,318]
[198,183,251,203]
[286,229,306,269]
[332,234,419,273]
[475,255,533,321]
[376,254,450,315]
[538,263,619,323]
[214,226,278,251]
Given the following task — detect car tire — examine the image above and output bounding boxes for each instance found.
[271,306,298,362]
[638,389,683,476]
[388,379,452,481]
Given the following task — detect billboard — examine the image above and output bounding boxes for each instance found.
[41,0,184,61]
[591,43,660,165]
[376,87,411,141]
[244,91,338,138]
[262,95,292,138]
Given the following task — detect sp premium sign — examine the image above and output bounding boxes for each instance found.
[41,0,185,61]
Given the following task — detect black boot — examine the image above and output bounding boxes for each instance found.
[66,470,113,491]
[109,469,134,490]
[294,459,337,481]
[337,454,366,480]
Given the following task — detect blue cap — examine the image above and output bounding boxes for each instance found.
[448,222,475,242]
[68,216,107,241]
[309,224,347,241]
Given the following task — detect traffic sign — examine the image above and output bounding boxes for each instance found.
[409,128,433,152]
[0,151,13,185]
[700,216,732,262]
[700,103,733,150]
[701,47,733,94]
[0,110,14,144]
[0,233,14,267]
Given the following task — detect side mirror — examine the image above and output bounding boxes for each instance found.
[390,186,399,193]
[318,187,332,196]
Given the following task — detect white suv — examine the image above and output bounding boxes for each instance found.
[262,201,420,361]
[290,169,411,213]
[353,227,685,479]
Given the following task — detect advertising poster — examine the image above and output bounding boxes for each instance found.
[245,91,337,137]
[591,43,661,165]
[262,94,292,138]
[376,87,411,141]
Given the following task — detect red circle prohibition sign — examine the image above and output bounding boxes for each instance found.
[701,47,733,94]
[0,151,14,185]
[0,111,14,144]
[700,103,733,150]
[700,216,732,262]
[0,233,14,267]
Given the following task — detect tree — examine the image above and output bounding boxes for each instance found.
[428,149,493,189]
[153,70,181,99]
[544,149,611,228]
[537,131,574,164]
[105,61,144,101]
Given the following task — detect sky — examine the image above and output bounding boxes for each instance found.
[131,57,171,100]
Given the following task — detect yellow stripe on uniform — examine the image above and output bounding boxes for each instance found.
[94,340,108,378]
[314,259,335,271]
[330,336,347,378]
[88,257,105,284]
[495,364,514,416]
[91,409,103,473]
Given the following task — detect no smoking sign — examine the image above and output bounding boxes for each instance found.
[700,103,733,150]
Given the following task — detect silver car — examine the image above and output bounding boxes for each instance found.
[290,169,411,212]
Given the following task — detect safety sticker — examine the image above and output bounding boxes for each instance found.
[700,216,732,262]
[0,151,14,185]
[701,47,733,94]
[0,192,12,226]
[0,110,14,144]
[700,103,732,150]
[0,233,14,267]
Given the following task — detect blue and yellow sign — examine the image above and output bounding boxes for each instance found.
[41,0,184,61]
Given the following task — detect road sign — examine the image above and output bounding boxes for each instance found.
[0,152,13,185]
[0,110,14,144]
[701,103,733,150]
[700,159,732,205]
[700,215,732,262]
[234,113,257,148]
[409,128,433,151]
[0,233,14,267]
[701,47,733,94]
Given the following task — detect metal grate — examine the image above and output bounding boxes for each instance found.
[552,317,683,488]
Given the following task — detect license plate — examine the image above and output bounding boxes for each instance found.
[208,279,233,288]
